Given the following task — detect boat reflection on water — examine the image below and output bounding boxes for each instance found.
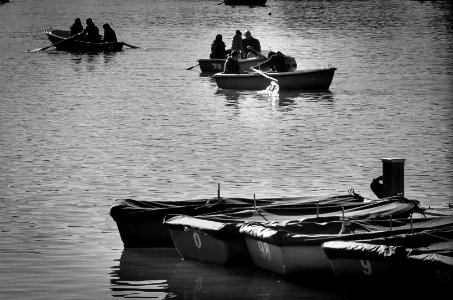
[110,248,344,299]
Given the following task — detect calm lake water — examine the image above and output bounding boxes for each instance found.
[0,0,452,299]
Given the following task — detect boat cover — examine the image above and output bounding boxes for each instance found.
[110,193,364,222]
[239,216,453,247]
[321,223,453,263]
[164,198,423,243]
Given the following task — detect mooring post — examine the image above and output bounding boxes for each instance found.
[382,158,405,198]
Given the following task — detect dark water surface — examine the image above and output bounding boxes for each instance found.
[0,0,452,299]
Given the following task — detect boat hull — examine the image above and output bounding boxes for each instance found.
[168,225,250,265]
[45,29,124,52]
[213,68,337,90]
[322,225,453,299]
[198,56,266,73]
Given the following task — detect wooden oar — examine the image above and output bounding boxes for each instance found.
[250,68,278,82]
[186,63,199,70]
[122,42,139,49]
[28,33,79,53]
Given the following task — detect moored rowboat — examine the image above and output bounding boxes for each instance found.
[45,29,124,52]
[164,197,422,265]
[241,215,452,277]
[322,222,453,299]
[110,192,364,248]
[213,67,337,90]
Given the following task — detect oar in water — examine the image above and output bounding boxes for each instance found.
[250,68,278,83]
[251,68,279,92]
[28,33,80,53]
[122,42,139,49]
[186,63,200,70]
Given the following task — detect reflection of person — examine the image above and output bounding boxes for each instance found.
[253,51,287,72]
[81,18,101,43]
[231,30,244,58]
[223,50,240,74]
[242,30,261,57]
[102,23,117,43]
[69,18,83,38]
[210,34,227,59]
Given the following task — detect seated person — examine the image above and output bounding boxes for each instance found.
[102,23,117,43]
[210,34,227,59]
[80,18,101,43]
[223,50,241,74]
[242,30,261,58]
[253,51,287,72]
[69,18,83,39]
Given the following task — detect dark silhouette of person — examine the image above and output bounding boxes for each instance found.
[223,50,241,74]
[81,18,101,43]
[69,18,83,39]
[210,34,228,59]
[102,23,118,43]
[254,51,287,72]
[242,30,261,57]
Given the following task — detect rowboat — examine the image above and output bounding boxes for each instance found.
[164,197,422,265]
[110,192,364,248]
[197,56,267,73]
[241,215,451,277]
[223,0,268,6]
[45,29,124,52]
[322,222,453,299]
[213,67,337,90]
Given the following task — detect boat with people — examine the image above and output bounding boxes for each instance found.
[322,222,453,299]
[44,29,125,52]
[164,196,422,265]
[196,55,267,73]
[213,67,337,90]
[110,191,365,248]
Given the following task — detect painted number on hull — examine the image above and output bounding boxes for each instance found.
[193,232,202,249]
[360,259,372,275]
[257,241,271,261]
[212,63,223,70]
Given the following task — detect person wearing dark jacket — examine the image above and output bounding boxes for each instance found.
[69,18,84,38]
[223,50,240,74]
[81,18,101,43]
[102,23,117,43]
[253,51,287,72]
[210,34,227,59]
[242,30,261,57]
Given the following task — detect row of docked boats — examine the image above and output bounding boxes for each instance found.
[109,189,453,297]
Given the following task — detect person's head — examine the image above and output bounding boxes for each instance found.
[103,23,111,30]
[268,51,276,58]
[236,30,242,36]
[231,50,239,59]
[244,30,252,39]
[86,18,94,26]
[215,34,222,41]
[75,18,81,24]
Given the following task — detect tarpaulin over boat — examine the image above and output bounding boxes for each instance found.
[110,192,365,247]
[110,193,365,222]
[164,198,422,243]
[164,214,243,240]
[321,222,453,261]
[239,216,453,247]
